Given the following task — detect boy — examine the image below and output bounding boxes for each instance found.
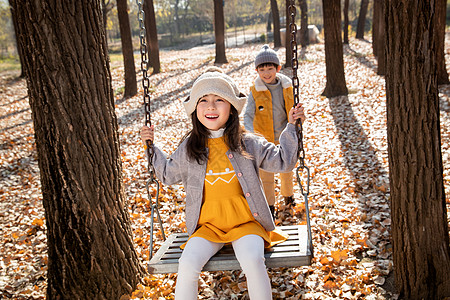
[244,44,295,219]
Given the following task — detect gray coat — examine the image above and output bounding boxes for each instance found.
[152,123,299,236]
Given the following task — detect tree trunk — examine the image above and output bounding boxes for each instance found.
[372,0,381,57]
[385,1,450,298]
[9,1,143,298]
[321,0,348,97]
[355,0,369,39]
[144,0,161,74]
[117,0,137,98]
[299,0,309,48]
[285,0,293,68]
[343,0,349,44]
[214,0,227,64]
[9,2,25,78]
[270,0,282,48]
[375,0,385,76]
[436,0,449,85]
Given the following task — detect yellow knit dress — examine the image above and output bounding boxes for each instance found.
[183,136,287,248]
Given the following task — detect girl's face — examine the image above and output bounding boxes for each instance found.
[196,94,231,131]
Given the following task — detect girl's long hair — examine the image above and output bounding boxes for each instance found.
[183,105,250,164]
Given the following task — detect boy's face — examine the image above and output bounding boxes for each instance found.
[256,64,281,85]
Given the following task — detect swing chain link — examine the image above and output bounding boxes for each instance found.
[136,0,166,260]
[289,0,313,257]
[288,0,305,170]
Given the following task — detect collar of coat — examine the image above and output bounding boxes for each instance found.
[254,72,292,92]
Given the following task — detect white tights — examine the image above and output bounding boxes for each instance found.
[174,234,272,300]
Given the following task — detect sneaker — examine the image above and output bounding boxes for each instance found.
[269,205,276,219]
[285,196,295,206]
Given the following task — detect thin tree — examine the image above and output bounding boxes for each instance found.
[214,0,227,64]
[436,0,449,85]
[355,0,369,39]
[299,0,309,48]
[144,0,161,74]
[372,0,381,57]
[343,0,349,44]
[8,1,25,78]
[9,1,143,298]
[321,0,348,97]
[374,0,385,75]
[385,1,450,298]
[270,0,282,48]
[117,0,137,97]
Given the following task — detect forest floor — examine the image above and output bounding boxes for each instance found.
[0,36,449,299]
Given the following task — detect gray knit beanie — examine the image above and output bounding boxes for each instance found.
[183,67,247,116]
[255,44,280,68]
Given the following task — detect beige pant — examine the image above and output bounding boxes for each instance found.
[259,169,294,206]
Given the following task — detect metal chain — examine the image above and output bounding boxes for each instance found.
[288,0,313,257]
[288,0,305,169]
[136,0,166,260]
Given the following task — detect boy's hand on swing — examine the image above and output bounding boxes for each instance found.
[288,103,305,125]
[140,125,154,144]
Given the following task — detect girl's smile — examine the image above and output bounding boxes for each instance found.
[196,94,231,131]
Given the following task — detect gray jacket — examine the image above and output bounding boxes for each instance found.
[151,123,299,236]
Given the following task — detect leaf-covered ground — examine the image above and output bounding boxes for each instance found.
[1,37,449,299]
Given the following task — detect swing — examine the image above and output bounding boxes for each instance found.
[136,0,313,274]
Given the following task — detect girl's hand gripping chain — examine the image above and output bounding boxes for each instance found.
[288,103,306,125]
[140,125,154,146]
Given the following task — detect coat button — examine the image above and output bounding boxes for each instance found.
[228,154,233,158]
[245,192,250,197]
[237,172,242,177]
[253,212,258,217]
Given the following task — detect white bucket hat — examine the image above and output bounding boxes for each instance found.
[183,68,247,116]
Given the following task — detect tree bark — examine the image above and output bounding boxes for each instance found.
[270,0,282,48]
[321,0,348,97]
[372,0,381,57]
[213,0,227,64]
[8,2,25,78]
[9,1,143,298]
[343,0,349,44]
[375,0,385,75]
[117,0,137,98]
[144,0,161,74]
[436,0,449,85]
[299,0,309,48]
[385,1,450,298]
[355,0,369,39]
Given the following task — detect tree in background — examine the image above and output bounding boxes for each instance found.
[355,0,369,39]
[343,0,349,44]
[270,0,282,48]
[8,1,25,77]
[321,0,348,97]
[9,0,143,297]
[374,0,385,75]
[299,0,309,48]
[214,0,227,63]
[385,1,450,298]
[117,0,137,97]
[144,0,161,74]
[372,0,380,57]
[436,0,449,85]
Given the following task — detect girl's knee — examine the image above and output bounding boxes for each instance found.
[178,254,205,274]
[238,251,266,271]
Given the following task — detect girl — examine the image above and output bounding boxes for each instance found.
[140,68,305,300]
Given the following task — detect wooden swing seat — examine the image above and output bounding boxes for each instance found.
[148,225,312,274]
